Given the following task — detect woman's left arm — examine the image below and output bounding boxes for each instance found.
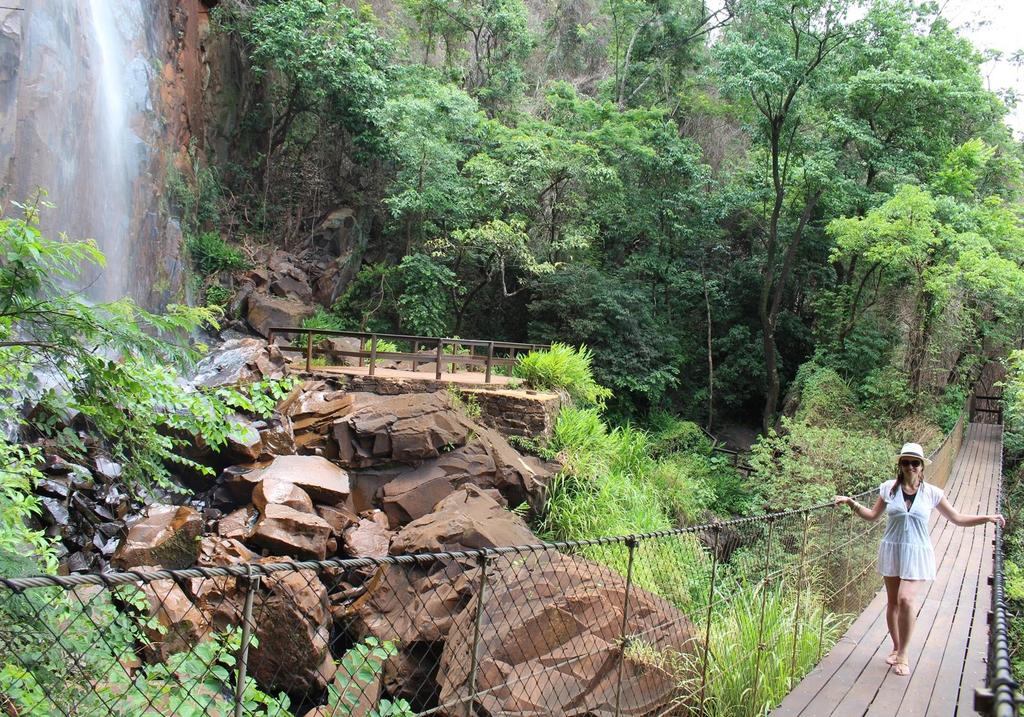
[936,497,1005,528]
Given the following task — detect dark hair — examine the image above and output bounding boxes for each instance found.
[890,460,921,498]
[890,463,902,498]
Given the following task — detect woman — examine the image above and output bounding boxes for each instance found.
[833,442,1004,677]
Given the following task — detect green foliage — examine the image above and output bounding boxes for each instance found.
[203,283,233,307]
[515,343,612,407]
[446,386,482,419]
[395,253,456,336]
[750,417,895,510]
[788,363,860,429]
[327,638,412,717]
[683,582,847,717]
[216,0,391,147]
[0,204,291,566]
[0,581,291,716]
[1004,350,1024,464]
[186,231,249,276]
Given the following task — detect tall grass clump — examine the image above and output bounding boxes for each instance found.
[515,343,613,406]
[683,582,848,717]
[538,407,712,609]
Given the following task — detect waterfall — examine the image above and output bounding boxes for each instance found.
[0,0,182,308]
[85,0,134,302]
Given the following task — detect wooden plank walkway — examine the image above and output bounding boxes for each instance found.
[773,423,1000,717]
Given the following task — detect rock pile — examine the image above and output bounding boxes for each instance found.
[81,376,692,715]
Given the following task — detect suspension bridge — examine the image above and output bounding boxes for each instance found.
[0,416,1014,716]
[774,422,1003,716]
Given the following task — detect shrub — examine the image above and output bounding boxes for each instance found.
[750,418,895,510]
[681,582,847,716]
[204,283,233,307]
[515,343,612,406]
[789,363,859,429]
[648,413,713,456]
[186,231,248,275]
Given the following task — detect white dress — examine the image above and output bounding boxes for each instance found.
[876,480,943,580]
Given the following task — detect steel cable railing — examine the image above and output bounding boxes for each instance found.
[976,458,1022,715]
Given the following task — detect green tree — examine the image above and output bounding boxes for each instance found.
[714,0,862,433]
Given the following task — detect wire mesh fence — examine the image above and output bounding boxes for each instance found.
[0,493,888,717]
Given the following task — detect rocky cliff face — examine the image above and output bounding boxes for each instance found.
[0,0,217,310]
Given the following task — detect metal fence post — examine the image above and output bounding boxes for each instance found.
[614,537,638,717]
[817,505,838,662]
[789,513,811,688]
[234,569,260,717]
[466,554,490,717]
[751,517,776,713]
[699,526,721,715]
[305,331,313,372]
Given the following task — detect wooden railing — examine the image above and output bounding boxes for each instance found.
[970,394,1004,424]
[266,326,549,384]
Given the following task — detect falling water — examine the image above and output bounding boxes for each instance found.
[85,0,133,302]
[1,0,174,307]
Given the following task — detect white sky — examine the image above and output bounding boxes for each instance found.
[938,0,1024,136]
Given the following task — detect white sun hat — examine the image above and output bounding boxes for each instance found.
[896,442,932,466]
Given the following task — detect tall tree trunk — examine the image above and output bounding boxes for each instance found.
[702,263,715,431]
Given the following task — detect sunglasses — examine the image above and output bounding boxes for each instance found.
[899,459,922,468]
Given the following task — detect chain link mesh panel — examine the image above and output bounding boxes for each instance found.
[0,494,889,717]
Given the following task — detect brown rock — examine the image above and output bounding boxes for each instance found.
[250,504,332,560]
[217,506,256,541]
[222,463,266,502]
[139,577,211,662]
[331,393,474,468]
[270,272,312,303]
[112,505,202,569]
[343,512,392,558]
[191,338,287,388]
[254,455,351,505]
[437,552,698,716]
[317,504,358,535]
[249,570,336,694]
[389,486,535,555]
[224,414,263,462]
[198,536,259,567]
[247,292,316,338]
[253,477,315,514]
[288,389,356,432]
[259,416,296,457]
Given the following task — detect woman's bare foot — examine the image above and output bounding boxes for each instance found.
[893,659,910,677]
[885,651,900,665]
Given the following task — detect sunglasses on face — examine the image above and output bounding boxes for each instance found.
[900,459,922,468]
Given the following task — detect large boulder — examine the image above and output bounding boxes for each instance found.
[331,393,473,468]
[255,455,351,505]
[138,576,211,663]
[380,434,549,526]
[250,504,333,560]
[342,486,540,703]
[191,338,287,388]
[437,552,699,716]
[247,292,316,338]
[112,505,202,569]
[342,510,393,558]
[253,477,315,514]
[248,569,337,694]
[389,486,536,554]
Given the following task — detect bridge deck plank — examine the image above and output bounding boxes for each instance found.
[771,423,1001,717]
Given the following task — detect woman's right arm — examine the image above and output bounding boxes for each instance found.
[833,495,885,522]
